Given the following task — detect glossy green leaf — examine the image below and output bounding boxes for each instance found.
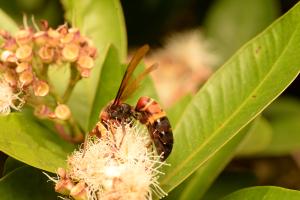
[205,0,280,63]
[88,45,122,128]
[0,113,75,173]
[0,9,18,33]
[88,45,159,129]
[222,186,300,200]
[0,166,57,200]
[167,94,193,125]
[161,3,300,192]
[61,0,127,130]
[235,117,272,156]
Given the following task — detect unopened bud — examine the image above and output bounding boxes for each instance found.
[38,46,54,63]
[15,29,32,45]
[1,50,16,62]
[62,43,79,62]
[87,46,97,58]
[19,70,33,86]
[47,28,60,46]
[61,28,80,44]
[2,38,17,51]
[34,104,52,119]
[55,104,71,120]
[33,80,49,96]
[57,167,67,179]
[4,71,17,86]
[33,31,47,46]
[57,24,68,35]
[15,45,32,62]
[77,55,94,69]
[16,62,30,73]
[70,181,88,200]
[78,68,91,78]
[68,28,80,34]
[55,179,74,195]
[61,32,76,44]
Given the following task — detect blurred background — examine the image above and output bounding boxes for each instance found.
[0,0,300,198]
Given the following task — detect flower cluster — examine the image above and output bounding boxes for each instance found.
[49,123,167,200]
[0,19,97,116]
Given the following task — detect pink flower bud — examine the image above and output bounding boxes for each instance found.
[33,80,49,96]
[19,70,33,86]
[3,71,17,87]
[62,43,80,62]
[15,45,32,62]
[38,46,54,63]
[1,50,17,63]
[55,179,74,195]
[54,104,71,120]
[33,31,48,46]
[15,29,33,45]
[16,62,30,73]
[77,55,94,69]
[47,28,61,46]
[70,181,88,200]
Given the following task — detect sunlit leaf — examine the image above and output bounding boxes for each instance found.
[222,186,300,200]
[161,2,300,192]
[167,94,193,125]
[0,9,18,33]
[0,113,75,173]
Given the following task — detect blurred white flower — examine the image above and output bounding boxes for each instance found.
[144,29,220,107]
[0,79,23,115]
[51,123,167,200]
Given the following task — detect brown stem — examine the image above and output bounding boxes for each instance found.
[55,123,83,144]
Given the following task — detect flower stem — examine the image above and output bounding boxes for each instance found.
[62,66,81,103]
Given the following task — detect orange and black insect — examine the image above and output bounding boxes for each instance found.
[92,45,173,161]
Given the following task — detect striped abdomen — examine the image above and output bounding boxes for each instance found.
[135,96,173,161]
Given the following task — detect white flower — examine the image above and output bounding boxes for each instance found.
[53,123,167,200]
[0,79,24,115]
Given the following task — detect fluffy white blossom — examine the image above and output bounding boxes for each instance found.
[0,79,23,115]
[51,123,167,200]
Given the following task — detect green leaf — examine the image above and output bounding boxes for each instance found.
[205,0,280,63]
[0,166,57,200]
[88,45,159,129]
[0,113,75,173]
[0,9,18,33]
[161,2,300,192]
[222,186,300,200]
[3,157,25,176]
[88,45,122,129]
[61,0,127,130]
[259,97,300,155]
[177,123,251,200]
[167,94,193,125]
[235,117,272,156]
[201,172,256,200]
